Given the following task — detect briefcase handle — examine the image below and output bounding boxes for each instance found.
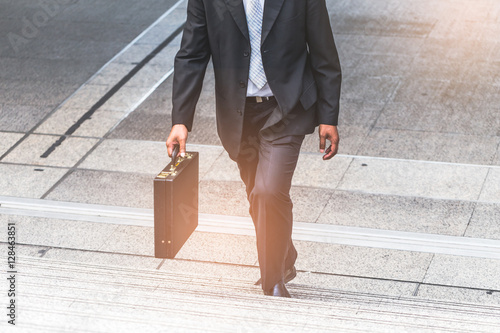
[172,144,180,166]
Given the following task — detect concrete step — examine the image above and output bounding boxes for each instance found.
[7,254,500,332]
[3,196,500,261]
[3,140,499,239]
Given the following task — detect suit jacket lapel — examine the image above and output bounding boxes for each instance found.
[224,0,249,41]
[261,0,285,44]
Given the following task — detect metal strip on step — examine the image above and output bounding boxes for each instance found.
[1,195,500,259]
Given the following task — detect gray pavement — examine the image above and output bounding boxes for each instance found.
[1,0,500,331]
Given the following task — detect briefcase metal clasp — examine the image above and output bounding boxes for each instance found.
[157,171,175,179]
[156,153,194,179]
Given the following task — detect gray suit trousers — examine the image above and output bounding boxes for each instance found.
[236,98,304,291]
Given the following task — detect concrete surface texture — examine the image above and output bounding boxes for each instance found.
[1,0,500,331]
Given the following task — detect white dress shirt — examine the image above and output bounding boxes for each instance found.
[242,0,273,97]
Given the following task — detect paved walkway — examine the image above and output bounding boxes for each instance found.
[1,0,500,331]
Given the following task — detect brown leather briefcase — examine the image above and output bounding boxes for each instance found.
[154,147,199,258]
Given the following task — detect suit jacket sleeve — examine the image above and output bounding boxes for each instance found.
[306,0,342,126]
[171,0,211,131]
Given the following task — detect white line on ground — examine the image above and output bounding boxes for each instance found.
[105,67,176,135]
[2,196,499,259]
[41,0,186,115]
[81,0,185,85]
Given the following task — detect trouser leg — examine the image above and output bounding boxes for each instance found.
[250,135,303,291]
[238,131,303,291]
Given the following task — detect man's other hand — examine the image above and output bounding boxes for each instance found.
[166,124,188,158]
[319,124,339,160]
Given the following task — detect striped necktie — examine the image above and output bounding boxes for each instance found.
[246,0,267,89]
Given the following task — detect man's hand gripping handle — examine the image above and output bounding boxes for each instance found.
[166,124,188,158]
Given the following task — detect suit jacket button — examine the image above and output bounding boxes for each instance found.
[237,110,242,115]
[243,51,249,57]
[239,81,246,88]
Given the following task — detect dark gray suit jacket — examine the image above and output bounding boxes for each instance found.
[172,0,342,160]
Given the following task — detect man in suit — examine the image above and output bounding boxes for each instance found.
[166,0,341,297]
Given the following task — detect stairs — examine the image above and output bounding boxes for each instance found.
[7,253,500,332]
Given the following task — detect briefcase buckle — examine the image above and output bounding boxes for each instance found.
[157,171,176,179]
[157,153,194,179]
